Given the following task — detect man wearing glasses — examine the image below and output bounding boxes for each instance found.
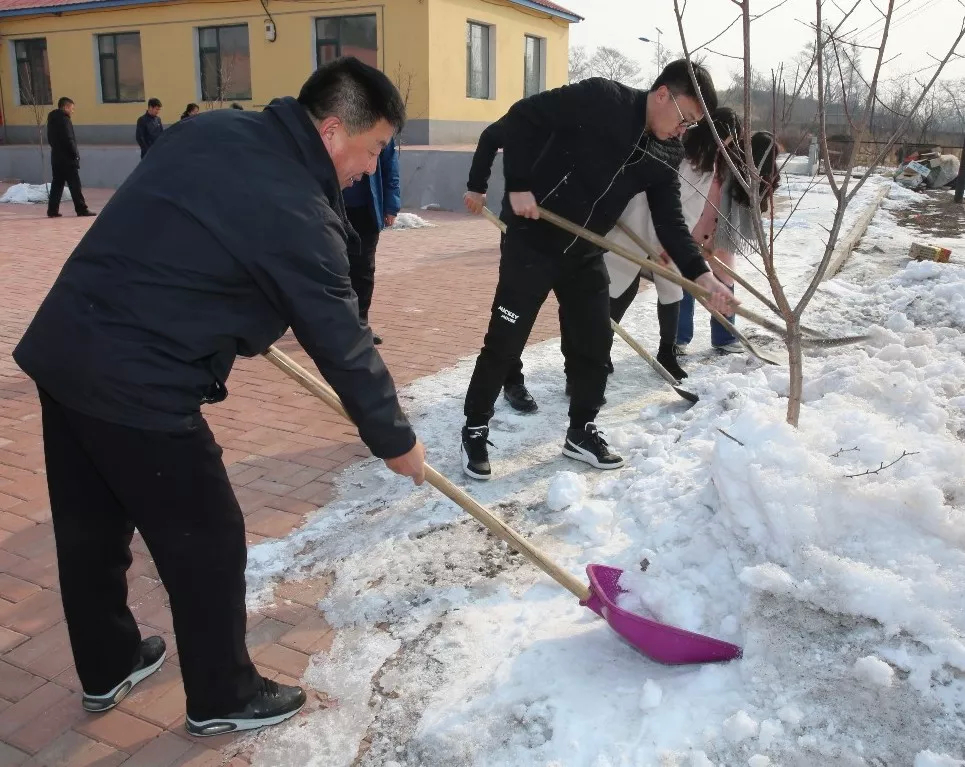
[460,60,737,481]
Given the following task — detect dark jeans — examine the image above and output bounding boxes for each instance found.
[345,206,380,323]
[465,234,611,428]
[677,287,737,347]
[39,390,260,721]
[48,163,88,216]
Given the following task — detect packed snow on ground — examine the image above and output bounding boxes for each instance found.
[244,175,965,766]
[0,182,69,204]
[390,212,435,230]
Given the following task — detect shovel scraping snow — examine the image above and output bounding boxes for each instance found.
[263,346,742,665]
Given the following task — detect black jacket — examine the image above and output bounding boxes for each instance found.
[498,78,709,281]
[14,98,416,459]
[135,112,163,158]
[46,109,79,169]
[467,118,505,194]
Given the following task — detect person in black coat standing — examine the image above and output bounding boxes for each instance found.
[14,58,425,737]
[459,60,737,481]
[46,97,93,218]
[135,97,163,158]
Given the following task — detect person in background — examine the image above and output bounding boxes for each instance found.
[230,103,244,110]
[136,98,163,158]
[46,96,94,219]
[180,103,200,121]
[677,130,781,354]
[341,137,401,345]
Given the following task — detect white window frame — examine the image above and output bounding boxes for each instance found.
[466,20,496,100]
[523,34,546,98]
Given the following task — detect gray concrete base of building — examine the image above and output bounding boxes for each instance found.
[1,139,503,214]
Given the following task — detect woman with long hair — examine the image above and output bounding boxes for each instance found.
[676,129,781,354]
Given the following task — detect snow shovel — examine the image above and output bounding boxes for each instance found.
[610,320,699,404]
[534,207,867,354]
[263,345,742,665]
[479,208,698,404]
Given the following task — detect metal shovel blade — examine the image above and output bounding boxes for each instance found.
[580,564,742,665]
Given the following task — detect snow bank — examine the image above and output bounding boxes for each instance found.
[0,182,70,204]
[389,212,434,230]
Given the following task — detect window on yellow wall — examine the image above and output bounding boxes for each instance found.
[524,36,545,98]
[98,33,145,103]
[14,38,52,106]
[467,22,492,100]
[198,24,252,102]
[315,15,378,69]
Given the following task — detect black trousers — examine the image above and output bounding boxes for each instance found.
[465,235,611,428]
[38,390,259,721]
[345,206,380,323]
[48,163,88,216]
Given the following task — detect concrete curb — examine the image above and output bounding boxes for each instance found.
[824,184,892,280]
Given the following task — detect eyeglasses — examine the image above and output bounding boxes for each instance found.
[668,91,700,131]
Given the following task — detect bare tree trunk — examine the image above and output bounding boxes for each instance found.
[786,316,803,425]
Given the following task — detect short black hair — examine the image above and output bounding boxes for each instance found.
[57,97,73,110]
[148,98,162,109]
[298,56,406,135]
[653,59,718,113]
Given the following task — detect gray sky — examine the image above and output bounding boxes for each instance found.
[563,0,965,88]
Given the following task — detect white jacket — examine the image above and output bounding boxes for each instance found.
[604,162,715,299]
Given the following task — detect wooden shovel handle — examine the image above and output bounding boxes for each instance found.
[481,206,507,233]
[534,206,792,339]
[262,345,591,602]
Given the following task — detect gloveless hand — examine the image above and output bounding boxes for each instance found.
[694,272,739,315]
[384,439,426,486]
[509,191,539,219]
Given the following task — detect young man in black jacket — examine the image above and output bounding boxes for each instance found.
[15,58,425,737]
[45,97,94,218]
[460,60,736,480]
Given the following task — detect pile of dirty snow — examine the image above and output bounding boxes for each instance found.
[0,182,68,204]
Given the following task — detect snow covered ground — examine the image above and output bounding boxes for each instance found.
[245,174,965,767]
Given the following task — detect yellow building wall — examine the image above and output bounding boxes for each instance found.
[0,0,431,130]
[426,0,569,123]
[0,0,569,136]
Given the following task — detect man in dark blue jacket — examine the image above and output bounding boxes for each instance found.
[135,97,163,158]
[342,137,401,344]
[14,58,425,737]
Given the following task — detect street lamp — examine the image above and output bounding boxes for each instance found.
[638,27,663,71]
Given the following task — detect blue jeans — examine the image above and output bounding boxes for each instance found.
[677,286,737,347]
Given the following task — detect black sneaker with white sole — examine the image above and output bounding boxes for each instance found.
[461,424,493,480]
[82,636,167,713]
[185,677,306,737]
[562,423,624,470]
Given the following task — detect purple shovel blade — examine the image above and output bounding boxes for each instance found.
[580,564,742,665]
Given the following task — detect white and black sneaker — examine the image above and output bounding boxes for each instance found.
[562,423,624,470]
[82,636,167,713]
[461,424,493,480]
[185,677,307,737]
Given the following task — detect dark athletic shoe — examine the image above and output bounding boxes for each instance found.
[461,425,492,480]
[185,677,306,737]
[503,383,538,413]
[76,210,96,217]
[562,423,624,470]
[372,331,383,345]
[82,636,166,713]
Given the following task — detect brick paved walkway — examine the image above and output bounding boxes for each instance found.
[0,189,560,766]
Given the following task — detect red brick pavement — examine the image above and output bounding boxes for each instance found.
[0,189,561,765]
